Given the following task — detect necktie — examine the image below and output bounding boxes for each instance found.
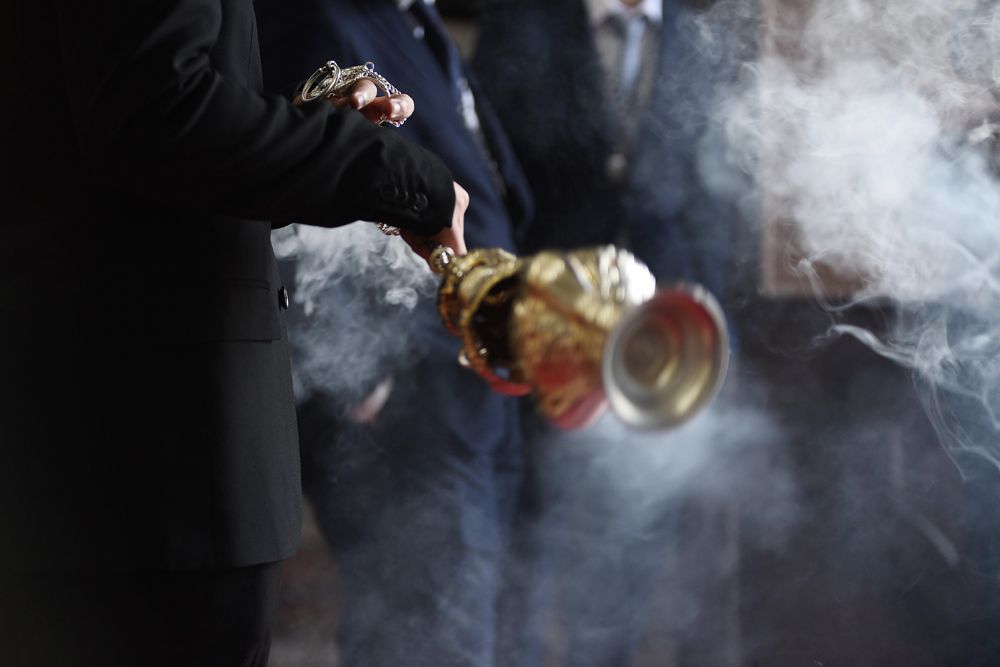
[605,12,649,101]
[619,14,647,100]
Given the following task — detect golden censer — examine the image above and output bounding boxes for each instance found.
[429,245,729,430]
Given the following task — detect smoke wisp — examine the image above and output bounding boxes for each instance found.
[714,0,1000,473]
[272,222,437,406]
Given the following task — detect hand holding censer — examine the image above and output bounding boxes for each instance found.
[300,60,729,429]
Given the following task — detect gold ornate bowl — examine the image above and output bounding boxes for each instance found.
[431,245,729,430]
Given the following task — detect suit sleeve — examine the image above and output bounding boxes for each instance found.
[53,0,454,235]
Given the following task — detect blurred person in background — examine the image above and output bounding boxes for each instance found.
[475,0,749,296]
[474,0,755,664]
[255,0,533,665]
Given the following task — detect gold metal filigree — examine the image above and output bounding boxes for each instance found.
[430,245,729,430]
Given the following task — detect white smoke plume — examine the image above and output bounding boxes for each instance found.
[715,0,1000,472]
[272,222,437,405]
[554,389,797,542]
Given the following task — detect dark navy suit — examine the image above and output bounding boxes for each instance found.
[474,0,750,301]
[474,2,755,665]
[1,0,460,663]
[255,1,533,665]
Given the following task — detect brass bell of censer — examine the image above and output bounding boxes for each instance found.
[429,245,730,430]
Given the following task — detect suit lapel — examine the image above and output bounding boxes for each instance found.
[466,70,534,228]
[355,1,534,229]
[353,1,445,103]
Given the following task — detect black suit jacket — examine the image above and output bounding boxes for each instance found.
[0,0,456,571]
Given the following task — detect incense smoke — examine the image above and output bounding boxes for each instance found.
[272,222,436,407]
[714,0,1000,473]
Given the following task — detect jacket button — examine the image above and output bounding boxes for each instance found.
[412,192,429,212]
[606,152,628,183]
[278,286,290,310]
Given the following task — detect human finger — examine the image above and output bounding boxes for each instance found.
[348,79,378,109]
[326,79,378,111]
[386,94,414,122]
[437,182,468,256]
[354,94,414,125]
[346,377,394,424]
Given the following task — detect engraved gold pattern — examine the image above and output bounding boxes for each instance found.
[431,245,729,430]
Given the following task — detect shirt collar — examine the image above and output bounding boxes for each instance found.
[585,0,663,27]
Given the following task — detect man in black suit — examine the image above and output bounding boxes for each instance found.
[255,1,533,664]
[0,1,468,664]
